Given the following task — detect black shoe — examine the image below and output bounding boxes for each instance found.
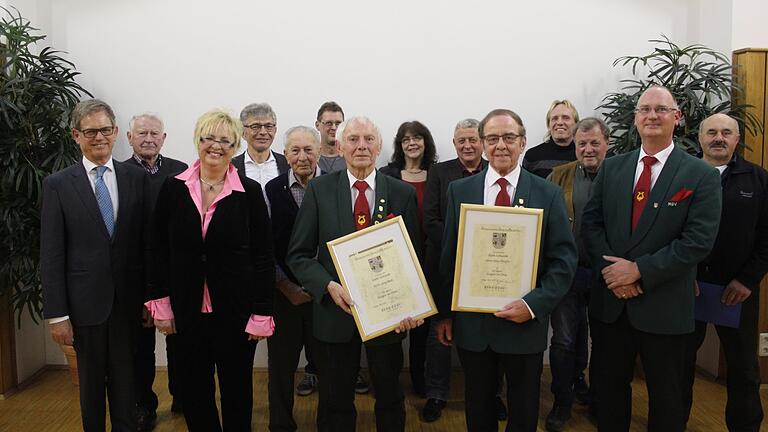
[574,374,590,405]
[170,398,183,414]
[495,396,507,421]
[296,373,318,396]
[545,403,572,432]
[422,398,447,422]
[354,373,370,394]
[136,406,157,432]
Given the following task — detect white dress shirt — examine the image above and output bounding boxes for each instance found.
[347,169,376,216]
[633,143,674,190]
[482,164,535,318]
[244,149,280,189]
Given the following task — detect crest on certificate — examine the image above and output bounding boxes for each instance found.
[492,232,507,249]
[368,255,384,273]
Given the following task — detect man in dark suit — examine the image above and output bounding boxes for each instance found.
[682,113,768,431]
[581,86,722,431]
[41,99,150,431]
[421,118,488,422]
[123,112,187,430]
[287,116,424,431]
[265,126,324,431]
[232,102,289,188]
[435,109,577,432]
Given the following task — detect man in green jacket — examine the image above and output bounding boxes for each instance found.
[287,116,423,432]
[435,109,577,432]
[581,86,722,431]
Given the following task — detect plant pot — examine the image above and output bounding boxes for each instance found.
[58,343,79,386]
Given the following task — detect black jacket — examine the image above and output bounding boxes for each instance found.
[379,162,402,179]
[232,150,289,179]
[123,155,188,205]
[697,154,768,290]
[149,172,275,332]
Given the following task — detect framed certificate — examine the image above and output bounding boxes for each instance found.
[327,216,437,341]
[451,203,543,313]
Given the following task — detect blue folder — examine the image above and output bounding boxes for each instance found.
[694,281,742,328]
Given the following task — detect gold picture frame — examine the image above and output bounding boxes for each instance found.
[327,216,437,341]
[451,204,543,313]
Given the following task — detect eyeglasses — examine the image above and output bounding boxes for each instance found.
[200,136,235,149]
[243,123,276,132]
[78,127,115,138]
[401,135,423,144]
[634,106,678,115]
[319,120,342,127]
[483,133,522,145]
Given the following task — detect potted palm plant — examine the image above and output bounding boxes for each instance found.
[598,35,763,155]
[0,7,92,385]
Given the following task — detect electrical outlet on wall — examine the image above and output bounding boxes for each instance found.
[760,333,768,357]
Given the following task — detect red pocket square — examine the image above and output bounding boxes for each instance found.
[670,188,693,202]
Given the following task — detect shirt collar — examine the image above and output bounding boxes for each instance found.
[245,149,275,165]
[288,166,322,188]
[639,142,674,165]
[82,156,115,174]
[485,163,522,190]
[347,168,377,191]
[175,160,245,193]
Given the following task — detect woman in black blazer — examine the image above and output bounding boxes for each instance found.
[146,109,275,431]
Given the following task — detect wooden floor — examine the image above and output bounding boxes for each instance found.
[0,368,766,431]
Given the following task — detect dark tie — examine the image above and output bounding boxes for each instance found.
[94,165,115,237]
[495,178,510,206]
[353,180,370,231]
[631,156,657,231]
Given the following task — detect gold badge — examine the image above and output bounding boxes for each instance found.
[636,191,645,202]
[357,215,366,225]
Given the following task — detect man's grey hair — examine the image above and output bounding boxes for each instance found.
[454,118,480,132]
[128,112,164,131]
[240,103,277,124]
[574,117,611,141]
[336,116,382,145]
[70,98,116,130]
[284,126,320,149]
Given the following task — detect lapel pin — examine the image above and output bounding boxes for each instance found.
[380,199,385,203]
[377,214,383,219]
[374,221,380,225]
[378,205,383,211]
[518,198,524,205]
[653,203,659,208]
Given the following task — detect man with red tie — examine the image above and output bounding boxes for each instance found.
[287,116,424,431]
[581,86,722,431]
[435,109,577,431]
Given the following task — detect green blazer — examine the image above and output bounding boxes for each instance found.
[286,170,420,346]
[582,147,722,335]
[439,168,577,354]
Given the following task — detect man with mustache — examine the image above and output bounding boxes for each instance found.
[124,113,187,430]
[582,86,722,431]
[523,100,580,178]
[681,113,768,431]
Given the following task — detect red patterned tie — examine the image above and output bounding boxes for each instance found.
[631,156,658,231]
[495,178,510,206]
[353,180,371,231]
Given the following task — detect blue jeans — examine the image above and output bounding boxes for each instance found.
[549,266,591,405]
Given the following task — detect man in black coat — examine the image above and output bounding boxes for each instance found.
[123,113,187,430]
[232,102,288,188]
[682,113,768,431]
[41,99,150,432]
[265,126,324,431]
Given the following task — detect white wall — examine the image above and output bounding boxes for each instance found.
[732,0,768,50]
[8,0,750,369]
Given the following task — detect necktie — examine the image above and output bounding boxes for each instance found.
[631,156,657,231]
[495,178,510,206]
[353,180,370,231]
[94,166,115,237]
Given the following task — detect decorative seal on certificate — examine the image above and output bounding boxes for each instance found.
[368,255,384,273]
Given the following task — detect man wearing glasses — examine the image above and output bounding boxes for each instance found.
[582,86,722,431]
[436,109,577,431]
[41,99,150,431]
[233,103,289,188]
[315,101,347,173]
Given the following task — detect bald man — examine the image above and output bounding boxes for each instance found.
[681,113,768,431]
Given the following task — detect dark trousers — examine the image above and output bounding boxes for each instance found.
[135,324,185,411]
[314,337,405,432]
[457,347,543,432]
[73,312,137,432]
[682,292,763,431]
[178,315,258,432]
[408,321,428,394]
[549,266,591,405]
[267,293,321,431]
[166,333,183,402]
[591,311,687,432]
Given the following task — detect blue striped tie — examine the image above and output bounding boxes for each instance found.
[94,166,114,237]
